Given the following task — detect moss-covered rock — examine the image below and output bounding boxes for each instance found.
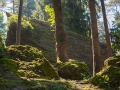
[56,59,90,80]
[6,45,44,62]
[6,45,59,80]
[90,55,120,89]
[6,14,108,73]
[0,57,18,73]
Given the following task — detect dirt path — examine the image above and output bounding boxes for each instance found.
[75,80,103,90]
[20,77,103,90]
[59,77,102,90]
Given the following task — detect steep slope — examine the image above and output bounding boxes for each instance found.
[6,14,107,72]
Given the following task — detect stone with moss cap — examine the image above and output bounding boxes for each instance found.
[6,45,59,80]
[90,55,120,89]
[56,59,90,80]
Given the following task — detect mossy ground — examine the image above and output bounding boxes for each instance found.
[0,76,77,90]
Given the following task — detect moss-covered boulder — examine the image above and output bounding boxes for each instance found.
[6,45,44,62]
[56,59,90,80]
[90,55,120,89]
[6,13,108,73]
[6,45,59,80]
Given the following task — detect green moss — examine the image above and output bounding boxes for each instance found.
[6,45,44,62]
[56,59,90,80]
[90,56,120,89]
[0,57,18,72]
[0,76,25,90]
[27,86,47,90]
[7,13,34,31]
[89,75,107,87]
[104,56,120,67]
[26,79,76,90]
[36,58,59,80]
[57,37,64,42]
[6,45,59,80]
[17,70,40,78]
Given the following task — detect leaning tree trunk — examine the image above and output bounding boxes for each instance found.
[52,0,68,62]
[16,0,23,45]
[100,0,112,57]
[89,0,102,76]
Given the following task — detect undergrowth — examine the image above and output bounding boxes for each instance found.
[89,55,120,90]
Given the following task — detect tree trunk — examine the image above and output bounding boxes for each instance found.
[16,0,23,45]
[0,35,2,43]
[52,0,68,62]
[13,0,15,13]
[100,0,112,57]
[88,0,102,76]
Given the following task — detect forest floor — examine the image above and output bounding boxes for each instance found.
[59,78,102,90]
[75,80,102,90]
[19,77,103,90]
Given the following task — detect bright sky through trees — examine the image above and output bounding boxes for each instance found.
[2,0,115,28]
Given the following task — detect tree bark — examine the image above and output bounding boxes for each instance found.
[88,0,102,76]
[52,0,68,62]
[0,35,2,43]
[100,0,112,57]
[13,0,15,13]
[16,0,23,45]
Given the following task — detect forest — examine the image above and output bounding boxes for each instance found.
[0,0,120,90]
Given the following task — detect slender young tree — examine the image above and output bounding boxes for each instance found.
[12,0,15,13]
[16,0,23,45]
[0,35,2,43]
[52,0,68,62]
[0,13,6,42]
[100,0,112,57]
[89,0,102,76]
